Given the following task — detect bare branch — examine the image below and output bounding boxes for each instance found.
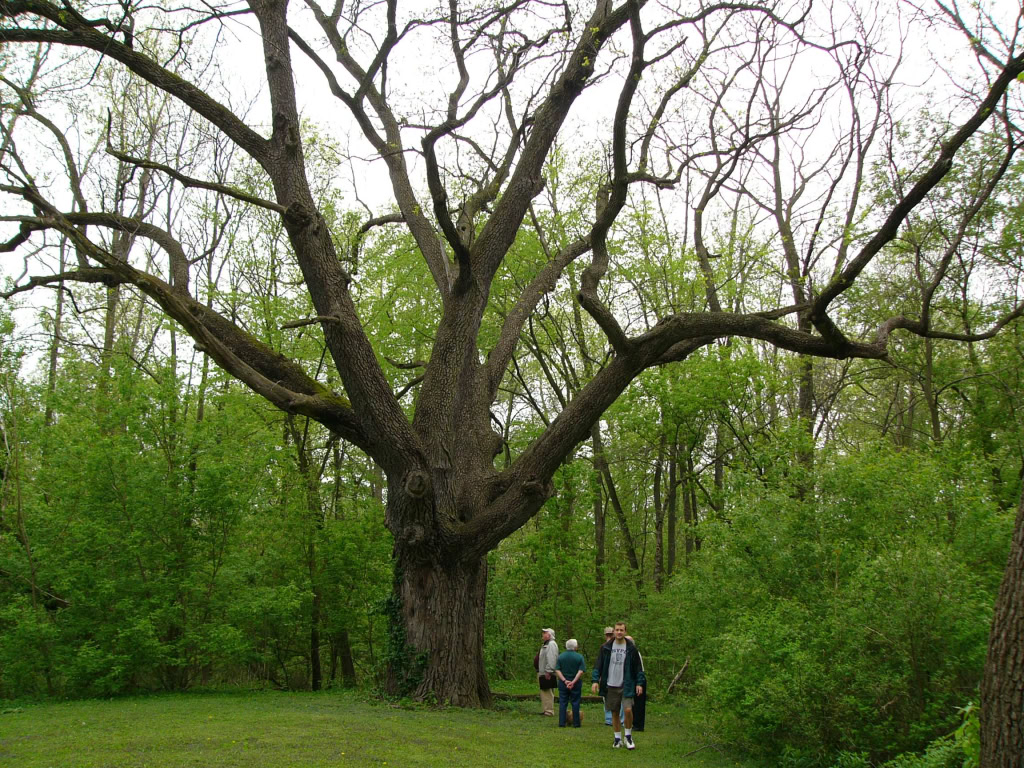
[809,47,1024,343]
[0,0,270,164]
[105,128,286,214]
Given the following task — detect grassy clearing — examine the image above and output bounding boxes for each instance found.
[0,690,752,767]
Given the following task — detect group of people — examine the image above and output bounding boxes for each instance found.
[536,622,647,750]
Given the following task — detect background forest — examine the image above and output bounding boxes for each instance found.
[2,145,1021,764]
[1,1,1023,766]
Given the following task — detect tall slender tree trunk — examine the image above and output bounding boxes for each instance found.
[795,351,815,499]
[557,467,576,633]
[44,243,66,428]
[653,431,666,592]
[685,454,701,558]
[334,628,357,688]
[309,566,322,691]
[591,425,641,584]
[893,379,917,449]
[667,436,678,575]
[980,483,1024,766]
[592,463,606,605]
[922,338,942,444]
[101,285,120,382]
[288,415,326,692]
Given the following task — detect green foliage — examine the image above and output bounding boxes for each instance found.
[378,587,428,698]
[638,443,1009,765]
[0,340,391,697]
[953,702,980,768]
[876,737,961,768]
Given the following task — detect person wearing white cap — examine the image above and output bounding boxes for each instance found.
[537,628,559,716]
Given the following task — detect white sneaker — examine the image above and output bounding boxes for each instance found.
[612,737,622,748]
[624,735,636,750]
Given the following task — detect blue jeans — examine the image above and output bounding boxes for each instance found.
[558,680,582,727]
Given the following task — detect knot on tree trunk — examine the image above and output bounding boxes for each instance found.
[284,201,315,230]
[524,477,554,500]
[401,523,427,546]
[404,470,431,498]
[486,429,503,460]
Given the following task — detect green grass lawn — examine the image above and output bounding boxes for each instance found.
[0,689,752,767]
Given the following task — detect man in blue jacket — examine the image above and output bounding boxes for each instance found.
[591,621,645,749]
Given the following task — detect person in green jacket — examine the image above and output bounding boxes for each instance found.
[591,622,645,750]
[555,639,586,728]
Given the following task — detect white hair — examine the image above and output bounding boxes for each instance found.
[566,638,578,651]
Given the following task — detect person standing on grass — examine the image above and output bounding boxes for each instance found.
[555,639,586,728]
[626,635,646,732]
[598,626,615,725]
[537,628,559,716]
[591,621,645,750]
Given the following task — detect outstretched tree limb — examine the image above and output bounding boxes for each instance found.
[808,47,1024,343]
[0,267,122,298]
[3,185,370,452]
[104,141,286,215]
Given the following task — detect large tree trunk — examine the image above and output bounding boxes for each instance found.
[388,551,491,707]
[979,484,1024,766]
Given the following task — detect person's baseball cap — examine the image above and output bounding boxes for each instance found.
[542,627,555,637]
[603,626,614,634]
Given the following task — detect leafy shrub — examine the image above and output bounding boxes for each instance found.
[640,443,1008,765]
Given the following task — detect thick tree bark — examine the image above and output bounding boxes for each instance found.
[389,551,491,707]
[979,485,1024,766]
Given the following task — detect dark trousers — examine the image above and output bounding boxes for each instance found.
[558,680,582,727]
[632,690,646,731]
